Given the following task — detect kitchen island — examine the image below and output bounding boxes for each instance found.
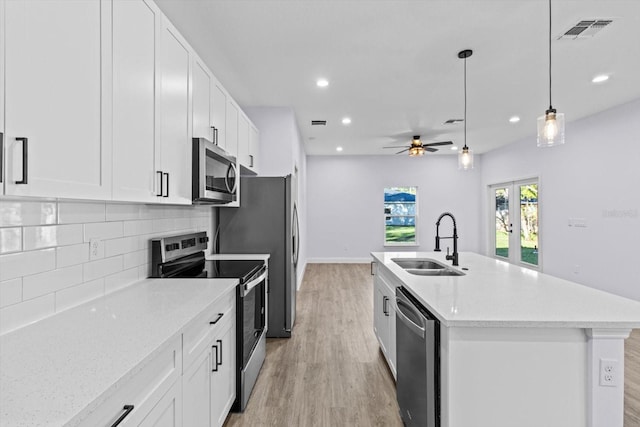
[371,251,640,427]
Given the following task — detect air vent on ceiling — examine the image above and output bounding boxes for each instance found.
[444,119,464,124]
[311,120,327,126]
[558,19,612,40]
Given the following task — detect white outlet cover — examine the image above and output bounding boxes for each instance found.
[89,238,104,260]
[599,358,619,387]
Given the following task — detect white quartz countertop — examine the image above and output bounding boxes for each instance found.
[206,253,270,261]
[0,278,238,427]
[371,251,640,328]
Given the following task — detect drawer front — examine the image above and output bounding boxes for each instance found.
[182,288,235,372]
[78,334,182,427]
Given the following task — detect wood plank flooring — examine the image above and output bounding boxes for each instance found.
[225,263,640,427]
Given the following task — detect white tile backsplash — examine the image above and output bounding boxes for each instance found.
[0,200,57,227]
[0,200,212,333]
[0,278,23,308]
[23,265,84,300]
[23,224,83,250]
[0,248,56,282]
[58,201,106,224]
[0,227,22,254]
[84,221,124,242]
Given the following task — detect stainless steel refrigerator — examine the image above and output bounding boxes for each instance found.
[218,175,299,338]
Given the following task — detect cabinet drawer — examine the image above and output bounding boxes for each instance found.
[182,289,235,372]
[78,334,182,426]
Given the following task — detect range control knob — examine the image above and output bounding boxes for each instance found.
[165,243,179,251]
[199,236,209,244]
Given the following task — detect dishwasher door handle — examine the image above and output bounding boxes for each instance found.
[396,298,426,338]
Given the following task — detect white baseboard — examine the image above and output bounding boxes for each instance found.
[306,257,372,264]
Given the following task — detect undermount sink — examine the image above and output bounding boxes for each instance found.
[391,258,466,277]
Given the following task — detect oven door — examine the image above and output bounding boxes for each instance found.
[238,269,267,369]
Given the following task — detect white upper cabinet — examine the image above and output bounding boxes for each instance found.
[192,55,214,142]
[112,0,160,202]
[3,0,111,199]
[237,113,259,175]
[225,101,239,158]
[158,17,192,205]
[212,83,227,151]
[249,123,260,174]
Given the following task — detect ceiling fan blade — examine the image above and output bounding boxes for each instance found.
[383,145,408,149]
[423,141,453,147]
[395,148,410,154]
[425,147,438,152]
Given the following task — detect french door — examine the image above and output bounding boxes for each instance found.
[489,179,540,269]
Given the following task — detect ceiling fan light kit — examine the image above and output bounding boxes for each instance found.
[537,0,565,148]
[458,49,474,170]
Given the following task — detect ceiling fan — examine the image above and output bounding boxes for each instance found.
[384,135,453,156]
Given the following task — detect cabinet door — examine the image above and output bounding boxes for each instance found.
[237,114,249,168]
[225,101,239,158]
[212,83,227,150]
[182,348,211,427]
[192,56,214,141]
[249,124,259,173]
[112,0,159,202]
[373,284,389,355]
[210,318,235,427]
[4,0,111,199]
[158,18,191,205]
[137,380,183,427]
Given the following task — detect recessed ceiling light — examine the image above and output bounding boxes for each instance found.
[592,74,609,83]
[341,117,351,125]
[336,146,343,152]
[316,78,329,88]
[509,116,521,123]
[450,146,458,151]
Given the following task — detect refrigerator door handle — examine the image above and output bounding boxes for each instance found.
[292,203,300,267]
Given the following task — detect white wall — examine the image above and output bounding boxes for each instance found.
[307,154,482,262]
[480,98,640,301]
[244,107,308,288]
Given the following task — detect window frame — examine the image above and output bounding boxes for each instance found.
[383,186,419,247]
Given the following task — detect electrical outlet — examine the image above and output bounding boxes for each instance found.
[89,238,104,260]
[599,358,619,387]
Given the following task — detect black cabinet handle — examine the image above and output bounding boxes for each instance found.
[110,405,134,427]
[212,343,219,372]
[249,154,254,168]
[216,339,223,368]
[209,313,224,325]
[163,172,169,197]
[383,296,389,316]
[156,171,163,197]
[370,261,376,276]
[16,137,28,184]
[214,128,218,145]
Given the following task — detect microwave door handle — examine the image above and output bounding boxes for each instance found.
[226,163,238,194]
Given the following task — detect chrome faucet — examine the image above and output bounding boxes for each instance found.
[434,212,459,266]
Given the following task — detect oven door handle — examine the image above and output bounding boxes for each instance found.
[242,271,267,297]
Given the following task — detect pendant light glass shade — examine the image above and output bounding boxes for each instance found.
[458,49,473,170]
[538,0,565,148]
[458,146,473,170]
[409,146,425,157]
[537,109,565,147]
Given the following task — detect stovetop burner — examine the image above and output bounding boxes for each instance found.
[184,259,265,283]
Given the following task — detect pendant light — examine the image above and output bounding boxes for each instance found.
[537,0,565,147]
[458,49,473,170]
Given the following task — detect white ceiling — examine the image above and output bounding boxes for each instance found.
[155,0,640,156]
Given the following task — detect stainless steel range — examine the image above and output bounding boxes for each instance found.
[150,231,267,412]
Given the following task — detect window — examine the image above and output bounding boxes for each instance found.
[490,179,539,268]
[384,186,418,246]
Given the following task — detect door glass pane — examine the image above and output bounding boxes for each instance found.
[495,188,509,258]
[520,184,538,265]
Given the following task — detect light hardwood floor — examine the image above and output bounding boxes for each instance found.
[225,263,640,427]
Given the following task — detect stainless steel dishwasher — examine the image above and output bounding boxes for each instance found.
[396,286,440,427]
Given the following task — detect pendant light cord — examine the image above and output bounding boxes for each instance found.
[464,55,467,149]
[548,0,552,109]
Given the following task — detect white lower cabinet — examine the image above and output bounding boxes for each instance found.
[373,267,397,379]
[79,335,182,426]
[182,289,236,427]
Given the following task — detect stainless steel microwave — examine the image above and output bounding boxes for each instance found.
[192,138,237,204]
